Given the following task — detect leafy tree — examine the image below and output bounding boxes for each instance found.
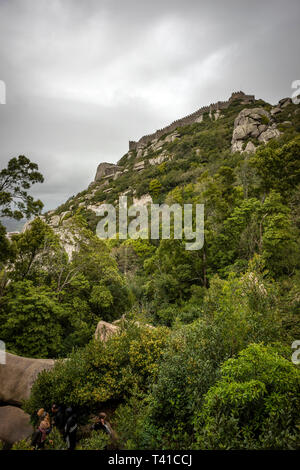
[149,179,161,198]
[70,233,130,321]
[194,343,300,449]
[251,137,300,196]
[143,239,196,311]
[0,155,44,220]
[261,192,299,276]
[210,192,299,277]
[0,222,13,266]
[0,280,65,357]
[9,218,60,281]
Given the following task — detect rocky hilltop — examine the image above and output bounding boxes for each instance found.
[128,91,255,150]
[30,91,298,245]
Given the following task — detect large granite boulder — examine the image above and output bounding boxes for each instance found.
[0,352,55,405]
[94,320,120,342]
[258,125,281,143]
[94,318,155,342]
[0,406,33,445]
[278,97,292,108]
[231,107,281,153]
[94,162,122,182]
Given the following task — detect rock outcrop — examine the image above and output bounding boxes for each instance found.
[278,97,292,108]
[133,161,145,171]
[0,406,33,445]
[95,162,122,182]
[0,352,55,405]
[149,151,173,166]
[133,194,153,206]
[231,107,281,153]
[94,320,120,342]
[270,97,293,115]
[94,318,155,342]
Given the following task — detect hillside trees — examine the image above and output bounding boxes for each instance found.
[0,217,130,356]
[0,280,65,357]
[251,136,300,196]
[24,323,169,415]
[9,218,61,282]
[140,267,283,446]
[194,344,300,449]
[0,155,44,220]
[0,155,44,268]
[70,234,130,321]
[210,191,299,277]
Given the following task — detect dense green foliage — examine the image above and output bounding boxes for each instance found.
[24,323,168,417]
[194,344,300,449]
[0,217,130,357]
[1,97,300,450]
[76,430,110,450]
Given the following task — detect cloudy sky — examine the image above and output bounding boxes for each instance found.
[0,0,299,215]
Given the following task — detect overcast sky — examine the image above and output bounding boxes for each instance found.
[0,0,299,214]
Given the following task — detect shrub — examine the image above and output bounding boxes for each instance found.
[45,427,66,450]
[24,323,169,419]
[143,319,233,449]
[140,269,285,448]
[77,430,110,450]
[11,438,32,450]
[113,392,152,450]
[260,114,270,125]
[194,343,300,449]
[149,179,161,198]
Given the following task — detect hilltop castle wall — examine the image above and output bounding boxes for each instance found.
[129,91,254,150]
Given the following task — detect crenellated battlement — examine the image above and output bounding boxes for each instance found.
[129,91,255,150]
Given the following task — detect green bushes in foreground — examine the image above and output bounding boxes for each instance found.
[110,344,300,450]
[9,428,109,451]
[24,323,169,420]
[76,430,110,450]
[23,268,300,450]
[194,343,300,449]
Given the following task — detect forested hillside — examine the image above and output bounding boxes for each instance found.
[0,92,299,450]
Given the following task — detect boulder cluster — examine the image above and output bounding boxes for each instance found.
[231,97,293,153]
[0,353,55,445]
[231,107,280,153]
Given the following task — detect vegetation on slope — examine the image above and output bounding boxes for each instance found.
[0,95,300,449]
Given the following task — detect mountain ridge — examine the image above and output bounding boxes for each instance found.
[39,90,298,235]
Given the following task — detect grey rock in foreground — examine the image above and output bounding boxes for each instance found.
[0,352,55,405]
[0,406,33,445]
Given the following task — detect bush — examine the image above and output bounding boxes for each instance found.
[24,323,169,420]
[45,427,66,450]
[11,438,32,450]
[0,280,65,358]
[139,269,285,448]
[113,392,152,450]
[143,319,232,449]
[194,343,300,449]
[77,430,110,450]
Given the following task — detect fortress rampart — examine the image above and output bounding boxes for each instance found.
[129,91,254,150]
